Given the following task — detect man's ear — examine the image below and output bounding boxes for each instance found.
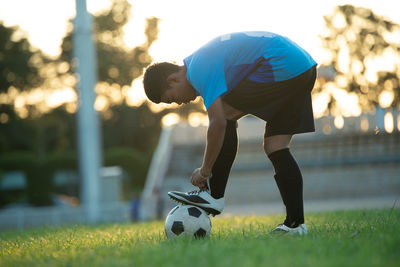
[167,72,179,84]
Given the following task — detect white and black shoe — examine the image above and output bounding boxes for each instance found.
[168,189,224,216]
[271,223,308,235]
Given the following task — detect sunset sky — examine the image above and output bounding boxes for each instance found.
[1,0,399,61]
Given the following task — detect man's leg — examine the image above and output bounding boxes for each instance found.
[264,134,305,228]
[209,120,238,199]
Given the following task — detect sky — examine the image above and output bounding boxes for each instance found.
[0,0,399,126]
[1,0,399,63]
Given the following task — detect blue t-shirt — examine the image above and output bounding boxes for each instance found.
[183,31,317,110]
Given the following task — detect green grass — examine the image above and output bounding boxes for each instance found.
[1,208,399,267]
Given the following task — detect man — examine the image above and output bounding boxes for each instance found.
[143,31,317,235]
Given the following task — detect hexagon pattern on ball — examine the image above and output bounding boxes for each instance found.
[188,207,202,218]
[171,221,184,235]
[194,228,207,238]
[165,205,211,239]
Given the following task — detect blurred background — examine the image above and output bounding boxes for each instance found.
[0,0,399,228]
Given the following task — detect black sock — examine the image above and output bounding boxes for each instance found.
[268,148,304,227]
[209,120,238,199]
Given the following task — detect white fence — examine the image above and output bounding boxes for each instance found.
[0,167,126,230]
[0,203,131,230]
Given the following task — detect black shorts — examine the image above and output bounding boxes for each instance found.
[223,66,317,137]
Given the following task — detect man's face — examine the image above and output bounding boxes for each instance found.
[161,69,197,105]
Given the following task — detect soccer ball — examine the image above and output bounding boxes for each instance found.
[165,205,211,239]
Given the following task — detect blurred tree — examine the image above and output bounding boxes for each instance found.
[320,5,400,111]
[0,105,76,155]
[1,0,161,154]
[0,104,35,152]
[0,23,43,93]
[0,0,164,205]
[103,103,161,151]
[57,0,162,152]
[59,0,158,88]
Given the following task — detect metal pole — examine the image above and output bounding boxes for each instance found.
[73,0,102,223]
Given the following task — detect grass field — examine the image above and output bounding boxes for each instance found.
[1,208,399,267]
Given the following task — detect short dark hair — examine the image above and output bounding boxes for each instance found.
[143,62,180,103]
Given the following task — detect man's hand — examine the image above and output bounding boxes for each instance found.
[190,168,210,189]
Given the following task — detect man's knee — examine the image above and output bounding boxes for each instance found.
[263,134,293,156]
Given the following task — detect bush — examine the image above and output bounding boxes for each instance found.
[104,147,152,192]
[0,147,152,207]
[0,152,53,207]
[0,152,37,171]
[25,160,54,206]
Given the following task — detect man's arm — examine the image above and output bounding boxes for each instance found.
[191,97,226,187]
[201,97,226,175]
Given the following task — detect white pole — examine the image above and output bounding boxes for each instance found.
[73,0,102,223]
[376,106,385,133]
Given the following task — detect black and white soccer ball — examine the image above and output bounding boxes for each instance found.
[165,205,211,239]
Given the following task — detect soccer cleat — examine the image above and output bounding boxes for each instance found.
[271,223,308,235]
[168,189,224,216]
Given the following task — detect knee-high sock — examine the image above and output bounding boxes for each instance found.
[209,120,238,199]
[268,148,304,227]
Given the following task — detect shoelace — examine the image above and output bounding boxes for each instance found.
[187,188,208,195]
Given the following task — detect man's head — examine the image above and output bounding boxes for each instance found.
[143,62,197,105]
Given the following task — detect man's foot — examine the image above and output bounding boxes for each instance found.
[271,223,308,235]
[168,189,224,216]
